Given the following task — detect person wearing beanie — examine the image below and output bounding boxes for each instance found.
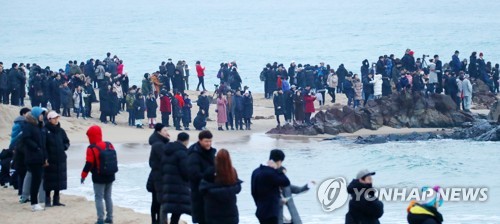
[407,186,444,224]
[251,149,290,224]
[158,132,191,224]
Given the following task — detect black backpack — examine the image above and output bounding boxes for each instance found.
[90,142,118,175]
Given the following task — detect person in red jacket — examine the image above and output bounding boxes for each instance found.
[304,92,317,125]
[159,91,172,127]
[81,125,116,224]
[175,91,185,108]
[196,61,206,91]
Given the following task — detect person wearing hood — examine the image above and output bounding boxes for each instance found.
[336,64,348,93]
[22,107,48,211]
[251,149,291,224]
[371,74,383,99]
[200,149,242,224]
[147,123,170,224]
[157,132,190,224]
[44,111,70,207]
[345,169,384,224]
[81,125,117,224]
[188,131,217,224]
[363,73,375,106]
[407,186,444,224]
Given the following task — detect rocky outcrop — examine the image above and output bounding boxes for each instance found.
[487,100,500,122]
[472,79,497,109]
[354,132,444,144]
[267,92,474,136]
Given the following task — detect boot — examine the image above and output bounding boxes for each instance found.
[45,196,52,208]
[53,195,65,206]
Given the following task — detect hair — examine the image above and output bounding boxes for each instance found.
[215,149,238,185]
[19,107,31,116]
[196,61,201,65]
[198,130,213,140]
[269,149,285,162]
[177,132,190,142]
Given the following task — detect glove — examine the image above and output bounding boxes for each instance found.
[81,178,85,184]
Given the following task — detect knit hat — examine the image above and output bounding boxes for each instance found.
[479,52,484,57]
[421,186,443,208]
[409,51,414,56]
[154,123,165,132]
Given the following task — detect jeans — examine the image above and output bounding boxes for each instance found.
[197,76,206,91]
[94,182,113,222]
[27,165,44,205]
[128,110,135,126]
[76,107,86,118]
[184,76,190,90]
[328,87,336,103]
[463,96,472,111]
[161,112,170,126]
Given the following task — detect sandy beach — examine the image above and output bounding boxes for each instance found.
[0,91,477,223]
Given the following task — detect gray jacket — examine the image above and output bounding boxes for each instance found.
[462,78,473,97]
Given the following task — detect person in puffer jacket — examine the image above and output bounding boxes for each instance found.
[407,186,444,224]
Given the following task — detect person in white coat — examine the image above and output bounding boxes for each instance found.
[327,71,338,103]
[461,75,473,112]
[73,86,89,119]
[371,74,383,99]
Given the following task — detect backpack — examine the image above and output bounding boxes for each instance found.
[90,142,118,175]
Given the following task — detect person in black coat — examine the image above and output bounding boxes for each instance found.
[147,124,170,224]
[200,149,242,224]
[22,107,48,210]
[173,69,185,93]
[99,84,110,123]
[108,87,119,125]
[159,133,191,224]
[193,110,207,131]
[283,90,294,124]
[146,93,158,129]
[229,68,242,91]
[8,63,25,106]
[44,112,70,207]
[134,93,146,128]
[50,75,62,113]
[234,91,244,130]
[345,170,384,224]
[273,90,285,126]
[188,131,217,224]
[243,92,254,130]
[197,91,210,118]
[381,77,392,96]
[251,149,290,224]
[60,81,72,117]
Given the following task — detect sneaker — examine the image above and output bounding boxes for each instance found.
[19,196,30,204]
[31,204,45,212]
[104,218,113,223]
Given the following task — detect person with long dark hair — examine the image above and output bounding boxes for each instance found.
[200,149,241,224]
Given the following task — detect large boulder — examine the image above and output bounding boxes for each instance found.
[487,100,500,122]
[472,79,497,109]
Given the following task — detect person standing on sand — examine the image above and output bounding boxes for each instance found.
[44,111,70,207]
[126,88,136,126]
[182,93,192,131]
[251,149,291,224]
[216,92,228,131]
[243,91,254,130]
[200,149,242,224]
[345,169,384,224]
[159,90,172,127]
[22,107,48,212]
[147,123,170,224]
[134,93,146,129]
[146,93,158,129]
[159,132,191,224]
[188,131,217,224]
[196,61,206,91]
[81,125,117,224]
[226,91,235,130]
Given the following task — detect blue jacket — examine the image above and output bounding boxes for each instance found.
[452,55,461,72]
[9,116,26,149]
[251,165,290,220]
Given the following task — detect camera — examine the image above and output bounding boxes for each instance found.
[214,84,219,88]
[423,54,429,58]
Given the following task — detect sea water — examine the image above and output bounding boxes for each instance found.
[2,0,500,92]
[66,135,500,223]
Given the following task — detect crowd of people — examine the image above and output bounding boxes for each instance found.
[260,49,493,127]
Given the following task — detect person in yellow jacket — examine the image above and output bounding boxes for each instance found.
[407,186,444,224]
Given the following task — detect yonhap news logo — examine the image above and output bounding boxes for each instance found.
[317,177,348,212]
[317,177,489,213]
